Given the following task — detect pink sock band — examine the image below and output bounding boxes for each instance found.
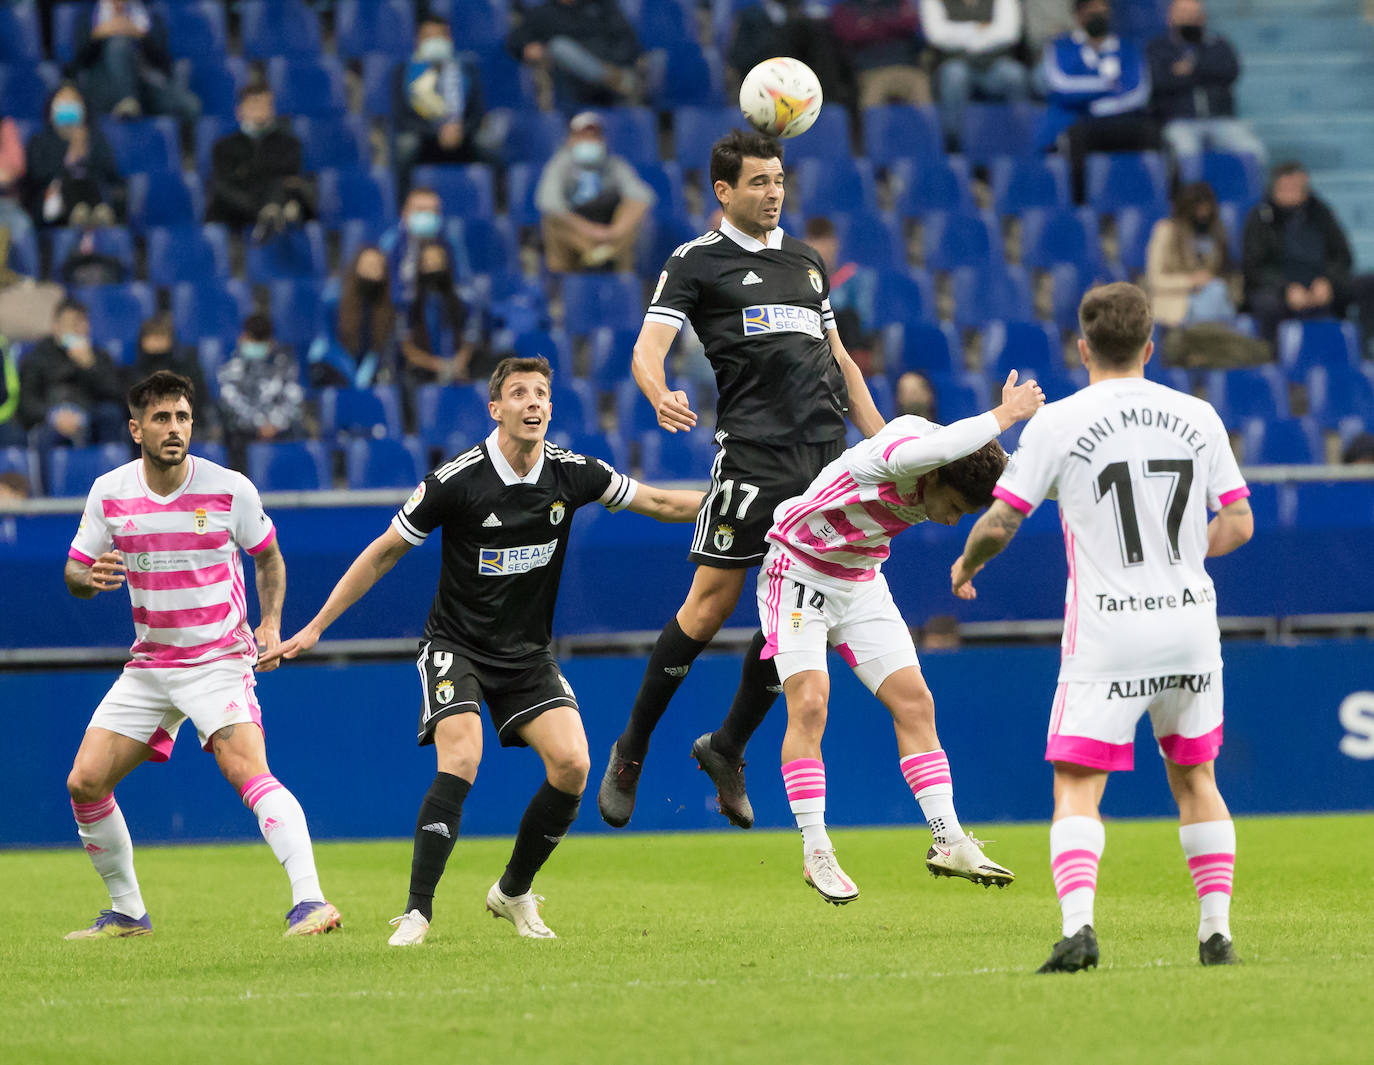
[239,773,283,810]
[71,795,116,824]
[782,758,826,802]
[1051,848,1100,898]
[900,750,952,794]
[1187,852,1235,897]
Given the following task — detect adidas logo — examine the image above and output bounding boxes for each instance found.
[421,822,451,839]
[121,520,138,533]
[741,270,763,286]
[663,665,690,677]
[482,513,502,527]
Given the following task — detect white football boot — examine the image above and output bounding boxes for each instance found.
[802,848,860,905]
[486,882,557,938]
[925,836,1015,888]
[387,909,430,946]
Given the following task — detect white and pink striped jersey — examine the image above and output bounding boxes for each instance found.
[68,457,277,669]
[766,412,1003,584]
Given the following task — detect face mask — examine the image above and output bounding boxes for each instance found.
[357,278,386,301]
[1084,13,1110,38]
[1178,23,1204,43]
[240,120,270,138]
[239,340,270,360]
[416,37,454,63]
[406,210,441,238]
[420,269,451,289]
[140,344,171,361]
[60,333,87,350]
[1193,215,1214,232]
[53,102,84,127]
[571,140,606,167]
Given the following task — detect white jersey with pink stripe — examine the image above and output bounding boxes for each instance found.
[765,412,1003,585]
[69,458,277,668]
[993,378,1249,682]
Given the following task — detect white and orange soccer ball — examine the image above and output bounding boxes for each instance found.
[738,57,823,140]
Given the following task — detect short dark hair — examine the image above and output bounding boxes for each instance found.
[138,312,175,345]
[237,83,272,105]
[804,216,835,240]
[488,356,553,402]
[128,370,195,418]
[938,438,1008,509]
[709,128,784,197]
[1078,282,1153,368]
[417,14,450,32]
[54,298,88,320]
[242,312,274,342]
[1270,160,1306,182]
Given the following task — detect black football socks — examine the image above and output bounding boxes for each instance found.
[405,772,471,920]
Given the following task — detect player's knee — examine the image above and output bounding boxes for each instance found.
[788,688,828,737]
[547,749,591,792]
[67,765,106,804]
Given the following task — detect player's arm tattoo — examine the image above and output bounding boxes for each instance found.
[253,542,286,624]
[961,501,1026,570]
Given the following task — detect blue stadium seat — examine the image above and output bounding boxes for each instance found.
[864,374,895,419]
[891,158,975,217]
[649,41,725,109]
[509,329,574,380]
[951,265,1033,332]
[637,210,700,279]
[635,161,690,220]
[491,109,563,168]
[192,115,236,182]
[293,116,369,172]
[446,0,508,49]
[961,103,1045,167]
[982,320,1063,381]
[1113,206,1166,276]
[245,223,328,283]
[74,283,156,348]
[268,280,325,348]
[779,108,851,163]
[795,157,879,216]
[51,3,91,66]
[346,436,427,489]
[1242,416,1320,464]
[1306,365,1374,426]
[925,371,988,423]
[586,327,637,389]
[5,224,37,277]
[411,164,495,220]
[162,2,227,58]
[550,380,598,436]
[921,211,1000,273]
[359,54,398,120]
[46,226,135,281]
[335,0,415,60]
[873,267,935,329]
[127,170,202,232]
[638,430,716,481]
[1018,207,1100,274]
[240,1,323,60]
[991,156,1071,216]
[862,105,943,169]
[450,217,520,285]
[615,378,666,437]
[46,443,133,498]
[319,386,404,440]
[885,321,962,378]
[505,162,544,227]
[1277,318,1360,377]
[561,274,644,336]
[1049,262,1091,333]
[317,167,397,231]
[414,384,493,451]
[1206,367,1288,425]
[674,107,736,170]
[1085,152,1169,217]
[266,57,347,118]
[173,280,252,348]
[634,0,689,47]
[100,117,180,175]
[1178,151,1264,212]
[472,45,540,116]
[0,3,42,62]
[597,107,659,168]
[0,61,58,122]
[185,55,247,121]
[196,338,226,398]
[246,441,333,491]
[834,211,906,271]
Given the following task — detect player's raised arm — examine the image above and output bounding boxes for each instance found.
[63,551,126,599]
[259,527,414,667]
[950,499,1026,600]
[828,328,886,438]
[1206,497,1254,557]
[625,483,705,523]
[631,320,697,433]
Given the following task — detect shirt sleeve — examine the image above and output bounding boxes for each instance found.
[993,411,1059,515]
[1204,411,1249,511]
[534,153,572,214]
[391,472,450,546]
[849,413,1002,483]
[231,474,277,555]
[644,246,704,333]
[68,483,111,565]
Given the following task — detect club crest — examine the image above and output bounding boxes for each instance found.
[549,500,566,525]
[194,507,208,534]
[713,522,735,551]
[807,268,822,293]
[435,679,455,705]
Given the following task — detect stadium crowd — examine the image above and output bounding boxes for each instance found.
[1,0,1372,498]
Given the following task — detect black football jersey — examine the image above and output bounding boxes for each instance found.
[644,222,848,444]
[391,433,636,664]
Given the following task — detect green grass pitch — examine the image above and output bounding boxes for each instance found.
[2,814,1371,1065]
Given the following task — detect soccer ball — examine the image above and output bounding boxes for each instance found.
[739,57,823,140]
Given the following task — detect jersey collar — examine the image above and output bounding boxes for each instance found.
[485,429,545,486]
[719,217,785,253]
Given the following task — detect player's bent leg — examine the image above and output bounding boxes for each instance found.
[1040,763,1109,972]
[210,723,339,936]
[65,728,155,938]
[1165,758,1240,965]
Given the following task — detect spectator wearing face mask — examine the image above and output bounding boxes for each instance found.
[379,186,461,306]
[536,111,655,273]
[19,298,127,448]
[23,84,124,229]
[399,240,490,386]
[1146,181,1239,328]
[1147,0,1265,166]
[217,312,306,470]
[68,0,200,122]
[206,85,316,239]
[309,246,397,390]
[134,312,210,416]
[394,16,488,191]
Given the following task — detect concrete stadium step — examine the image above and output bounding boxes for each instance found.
[1242,52,1374,80]
[1226,16,1374,53]
[1239,75,1374,116]
[1251,116,1374,170]
[1208,0,1365,17]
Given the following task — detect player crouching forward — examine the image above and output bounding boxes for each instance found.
[763,371,1044,904]
[261,357,703,945]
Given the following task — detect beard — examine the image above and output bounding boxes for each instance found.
[144,444,188,472]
